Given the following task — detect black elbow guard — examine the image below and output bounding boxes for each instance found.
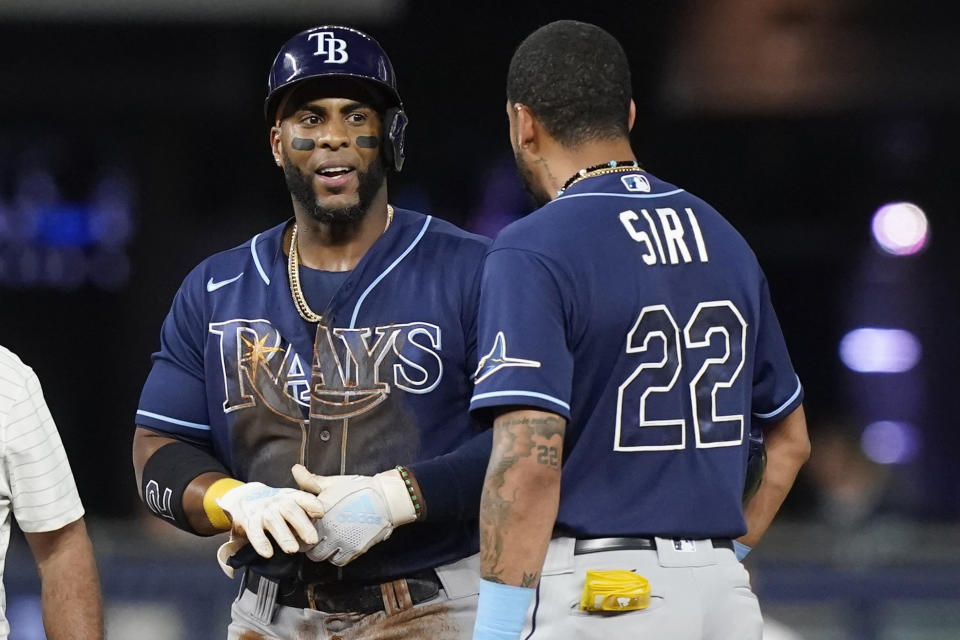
[140,440,230,533]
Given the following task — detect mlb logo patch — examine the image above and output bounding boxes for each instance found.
[621,174,651,193]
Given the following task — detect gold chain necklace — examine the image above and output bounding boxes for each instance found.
[557,160,640,196]
[287,204,394,323]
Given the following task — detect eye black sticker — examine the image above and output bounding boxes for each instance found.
[291,137,316,151]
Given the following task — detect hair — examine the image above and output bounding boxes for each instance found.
[507,20,632,148]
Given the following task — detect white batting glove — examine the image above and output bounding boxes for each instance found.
[216,533,248,579]
[292,464,418,566]
[215,482,325,559]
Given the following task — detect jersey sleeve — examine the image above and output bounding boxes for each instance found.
[6,368,85,533]
[136,276,212,440]
[461,249,486,378]
[470,247,573,419]
[407,426,491,521]
[751,275,804,424]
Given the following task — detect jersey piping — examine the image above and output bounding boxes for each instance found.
[751,375,803,419]
[251,232,271,285]
[471,390,571,412]
[136,409,211,431]
[554,188,686,202]
[349,216,433,328]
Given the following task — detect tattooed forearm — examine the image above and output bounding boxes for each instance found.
[479,451,518,580]
[479,409,566,586]
[500,414,565,441]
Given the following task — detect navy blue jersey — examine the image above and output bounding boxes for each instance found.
[138,208,490,581]
[470,171,802,539]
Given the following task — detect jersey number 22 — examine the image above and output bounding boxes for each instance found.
[615,301,746,451]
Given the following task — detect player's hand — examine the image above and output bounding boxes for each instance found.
[292,464,417,566]
[215,481,325,559]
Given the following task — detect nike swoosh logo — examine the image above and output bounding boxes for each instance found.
[206,273,244,292]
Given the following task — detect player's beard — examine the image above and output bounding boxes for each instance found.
[282,151,386,226]
[514,152,553,209]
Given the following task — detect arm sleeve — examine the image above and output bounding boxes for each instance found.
[407,426,491,522]
[6,368,84,533]
[470,247,574,419]
[751,275,804,424]
[406,242,494,522]
[136,278,212,440]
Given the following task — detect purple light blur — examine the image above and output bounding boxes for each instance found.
[861,421,920,464]
[839,327,921,373]
[871,202,929,256]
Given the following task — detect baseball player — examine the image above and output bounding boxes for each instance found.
[1,345,102,639]
[132,26,489,639]
[471,21,811,640]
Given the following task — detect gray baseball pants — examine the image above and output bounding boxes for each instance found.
[226,554,480,640]
[522,537,763,640]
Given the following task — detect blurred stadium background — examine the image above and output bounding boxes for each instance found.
[2,1,959,638]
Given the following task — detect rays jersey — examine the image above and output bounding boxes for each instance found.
[470,171,802,539]
[138,208,489,581]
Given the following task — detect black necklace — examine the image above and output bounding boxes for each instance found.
[558,160,640,196]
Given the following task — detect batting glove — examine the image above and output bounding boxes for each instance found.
[216,533,247,579]
[215,482,325,560]
[292,464,417,566]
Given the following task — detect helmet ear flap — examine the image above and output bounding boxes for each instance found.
[383,107,408,172]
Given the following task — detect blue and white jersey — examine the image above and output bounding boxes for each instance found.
[138,208,489,581]
[471,171,803,539]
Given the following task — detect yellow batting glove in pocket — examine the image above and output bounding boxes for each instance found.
[579,569,651,612]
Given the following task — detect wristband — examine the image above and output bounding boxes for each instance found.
[473,579,535,640]
[396,465,425,520]
[202,478,245,530]
[733,540,752,561]
[140,440,230,533]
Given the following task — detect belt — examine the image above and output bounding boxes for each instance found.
[244,570,441,614]
[574,537,734,555]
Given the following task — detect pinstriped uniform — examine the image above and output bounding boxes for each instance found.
[0,346,84,638]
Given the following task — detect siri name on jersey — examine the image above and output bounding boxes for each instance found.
[619,207,710,266]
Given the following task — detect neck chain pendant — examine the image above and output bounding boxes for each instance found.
[287,204,394,323]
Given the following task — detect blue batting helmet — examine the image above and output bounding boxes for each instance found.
[265,26,408,171]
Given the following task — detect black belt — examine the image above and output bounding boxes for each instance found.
[244,569,441,614]
[574,537,734,555]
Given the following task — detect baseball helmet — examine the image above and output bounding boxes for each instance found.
[265,26,408,172]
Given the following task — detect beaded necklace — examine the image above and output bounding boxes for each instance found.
[557,160,640,197]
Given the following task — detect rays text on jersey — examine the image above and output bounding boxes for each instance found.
[209,319,443,422]
[619,207,709,265]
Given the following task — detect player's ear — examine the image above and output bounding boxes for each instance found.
[270,126,283,166]
[628,100,637,132]
[506,100,520,154]
[513,103,539,154]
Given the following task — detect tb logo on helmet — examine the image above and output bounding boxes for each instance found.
[308,31,349,64]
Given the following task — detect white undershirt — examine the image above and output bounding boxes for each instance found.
[0,346,84,638]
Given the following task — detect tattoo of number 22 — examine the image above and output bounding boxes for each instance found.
[536,445,559,467]
[481,414,563,585]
